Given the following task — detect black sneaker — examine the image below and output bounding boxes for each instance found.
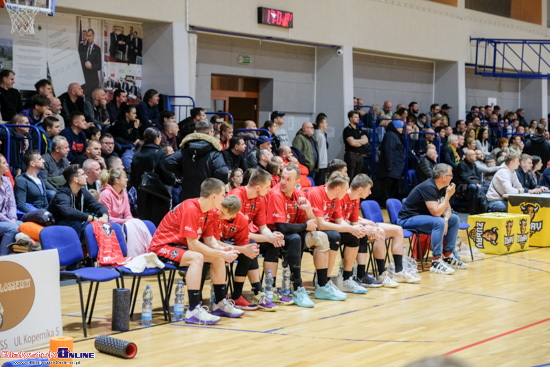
[355,274,382,288]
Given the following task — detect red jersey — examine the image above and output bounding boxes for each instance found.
[266,183,307,229]
[150,198,215,251]
[212,209,250,246]
[306,185,342,223]
[228,186,267,227]
[340,193,360,223]
[271,175,280,188]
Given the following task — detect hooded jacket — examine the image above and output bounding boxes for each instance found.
[48,184,108,223]
[166,133,228,201]
[292,129,319,172]
[524,134,550,170]
[376,122,405,180]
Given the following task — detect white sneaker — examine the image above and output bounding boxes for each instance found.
[328,280,347,298]
[377,271,399,288]
[392,270,421,284]
[185,303,221,325]
[212,298,244,318]
[443,255,469,269]
[342,277,368,294]
[430,259,455,274]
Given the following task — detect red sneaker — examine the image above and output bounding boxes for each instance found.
[231,295,259,311]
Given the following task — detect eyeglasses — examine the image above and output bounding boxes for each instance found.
[446,174,453,178]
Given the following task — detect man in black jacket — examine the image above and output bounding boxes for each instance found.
[223,136,247,172]
[515,154,546,193]
[167,121,228,202]
[456,150,483,214]
[178,107,206,144]
[416,147,438,183]
[524,125,550,172]
[48,165,109,235]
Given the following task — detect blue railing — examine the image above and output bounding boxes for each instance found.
[0,124,43,166]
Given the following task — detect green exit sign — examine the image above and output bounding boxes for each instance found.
[238,55,251,64]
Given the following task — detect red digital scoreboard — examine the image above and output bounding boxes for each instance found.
[258,7,293,28]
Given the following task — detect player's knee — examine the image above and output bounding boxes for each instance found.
[306,231,330,253]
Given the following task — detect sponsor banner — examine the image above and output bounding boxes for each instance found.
[467,213,530,255]
[508,195,549,247]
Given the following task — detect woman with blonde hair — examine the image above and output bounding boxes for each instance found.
[99,168,133,224]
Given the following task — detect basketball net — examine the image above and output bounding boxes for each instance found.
[3,0,40,36]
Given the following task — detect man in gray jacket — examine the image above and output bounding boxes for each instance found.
[292,121,319,180]
[487,154,525,212]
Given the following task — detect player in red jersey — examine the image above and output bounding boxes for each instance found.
[306,172,369,295]
[229,169,291,307]
[266,163,333,308]
[150,178,240,325]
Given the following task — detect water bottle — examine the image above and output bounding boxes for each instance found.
[335,260,344,288]
[454,236,462,260]
[282,267,291,295]
[265,270,274,301]
[210,280,215,308]
[352,261,358,279]
[141,285,153,327]
[173,281,185,321]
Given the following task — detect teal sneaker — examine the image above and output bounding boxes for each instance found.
[342,277,368,294]
[315,283,347,301]
[292,286,314,308]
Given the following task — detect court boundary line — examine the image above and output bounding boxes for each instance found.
[489,259,550,274]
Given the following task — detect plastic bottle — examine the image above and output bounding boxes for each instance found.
[352,261,358,279]
[210,280,215,308]
[282,266,291,295]
[265,270,274,301]
[335,260,344,288]
[141,285,153,327]
[173,281,185,321]
[454,236,462,260]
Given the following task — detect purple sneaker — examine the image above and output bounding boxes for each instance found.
[253,292,278,311]
[273,290,294,305]
[185,303,221,325]
[211,298,244,318]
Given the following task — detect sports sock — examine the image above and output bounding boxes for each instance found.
[393,254,403,273]
[188,289,201,310]
[291,264,302,289]
[343,270,353,280]
[376,258,386,275]
[213,284,227,304]
[432,256,440,261]
[443,252,452,258]
[251,282,263,295]
[232,281,244,299]
[357,264,366,278]
[317,268,328,286]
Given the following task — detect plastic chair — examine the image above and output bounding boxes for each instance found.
[40,226,121,337]
[359,200,388,275]
[459,221,474,261]
[407,170,418,187]
[85,222,170,322]
[386,198,414,249]
[307,176,315,187]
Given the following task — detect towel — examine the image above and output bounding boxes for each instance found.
[124,253,165,273]
[124,218,152,257]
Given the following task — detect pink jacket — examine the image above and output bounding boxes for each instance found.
[99,184,133,224]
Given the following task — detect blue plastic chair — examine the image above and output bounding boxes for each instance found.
[359,200,389,274]
[407,170,418,188]
[85,222,170,322]
[307,176,315,187]
[40,226,121,337]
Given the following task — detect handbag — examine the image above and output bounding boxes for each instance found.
[138,151,171,202]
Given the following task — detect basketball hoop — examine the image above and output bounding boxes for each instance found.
[2,0,42,36]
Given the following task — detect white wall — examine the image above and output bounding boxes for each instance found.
[465,67,520,113]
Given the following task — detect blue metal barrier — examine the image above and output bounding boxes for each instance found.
[0,124,42,166]
[166,95,195,122]
[205,112,234,125]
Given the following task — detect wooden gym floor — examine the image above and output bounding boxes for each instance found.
[7,228,550,367]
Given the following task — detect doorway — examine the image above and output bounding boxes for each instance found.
[211,75,259,129]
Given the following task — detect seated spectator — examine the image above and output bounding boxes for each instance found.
[453,119,466,135]
[292,121,319,180]
[416,146,438,183]
[528,120,538,135]
[225,168,243,193]
[83,159,102,192]
[441,134,460,171]
[456,150,483,214]
[110,105,141,168]
[223,136,248,172]
[48,97,65,130]
[160,121,179,153]
[474,150,499,184]
[0,69,23,122]
[60,111,88,163]
[36,116,61,154]
[107,156,124,170]
[219,122,233,150]
[415,128,436,156]
[48,165,109,235]
[524,124,550,171]
[475,127,490,156]
[73,140,106,169]
[21,94,52,125]
[435,126,446,145]
[489,137,509,161]
[416,113,428,130]
[487,154,531,212]
[23,79,53,110]
[41,136,70,187]
[236,120,259,154]
[58,83,86,122]
[86,125,101,141]
[100,133,118,160]
[246,135,272,168]
[266,160,281,187]
[178,107,206,143]
[531,155,543,186]
[279,145,311,189]
[106,88,127,122]
[397,163,466,274]
[135,89,160,129]
[509,135,524,156]
[254,149,273,171]
[14,150,56,213]
[516,154,547,193]
[159,110,176,130]
[457,134,465,159]
[261,120,278,139]
[84,88,110,129]
[210,114,224,132]
[99,167,133,224]
[2,114,32,176]
[0,154,20,256]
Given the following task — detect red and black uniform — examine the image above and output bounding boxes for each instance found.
[305,185,342,251]
[229,186,266,233]
[150,198,215,265]
[340,193,366,249]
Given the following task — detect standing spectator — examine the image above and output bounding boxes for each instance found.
[292,121,319,180]
[0,69,23,122]
[23,79,53,110]
[516,108,527,127]
[58,83,85,122]
[106,89,127,122]
[130,128,177,225]
[343,110,368,179]
[223,137,248,172]
[416,146,438,183]
[178,107,206,143]
[314,113,329,186]
[487,154,529,212]
[0,154,20,256]
[14,150,55,213]
[376,120,405,202]
[524,125,550,170]
[84,88,110,129]
[79,29,102,95]
[271,111,288,152]
[60,111,88,163]
[136,89,160,129]
[49,97,65,130]
[41,136,70,187]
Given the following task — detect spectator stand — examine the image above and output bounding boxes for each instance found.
[466,111,486,122]
[165,95,195,122]
[404,130,441,192]
[205,111,234,125]
[0,124,42,166]
[480,118,504,147]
